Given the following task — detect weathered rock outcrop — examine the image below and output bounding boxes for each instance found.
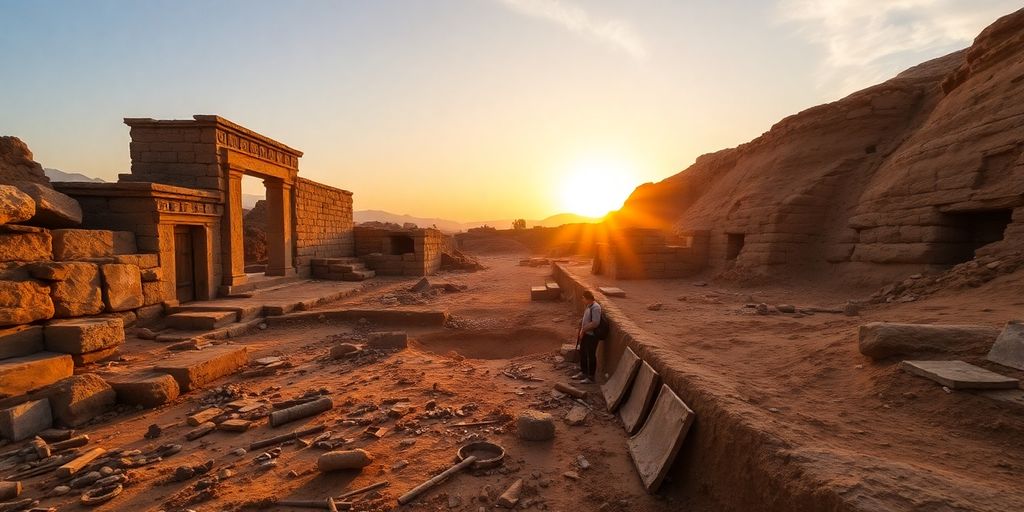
[0,137,83,228]
[0,137,49,187]
[616,8,1024,285]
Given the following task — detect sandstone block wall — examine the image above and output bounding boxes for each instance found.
[593,228,709,280]
[294,178,354,275]
[354,226,442,276]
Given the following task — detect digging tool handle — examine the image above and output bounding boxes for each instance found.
[51,435,89,452]
[397,455,477,505]
[337,480,388,499]
[250,424,327,450]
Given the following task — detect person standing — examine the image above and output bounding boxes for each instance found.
[575,290,603,383]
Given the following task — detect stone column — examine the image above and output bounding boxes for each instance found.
[222,168,248,289]
[265,178,295,276]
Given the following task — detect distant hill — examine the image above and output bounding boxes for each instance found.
[354,210,602,233]
[44,168,105,183]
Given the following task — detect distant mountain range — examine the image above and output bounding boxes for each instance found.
[353,210,602,232]
[41,169,598,231]
[44,168,106,183]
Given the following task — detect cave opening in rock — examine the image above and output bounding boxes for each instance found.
[942,209,1013,263]
[726,233,745,260]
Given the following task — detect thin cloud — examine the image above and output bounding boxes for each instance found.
[778,0,1019,94]
[497,0,648,60]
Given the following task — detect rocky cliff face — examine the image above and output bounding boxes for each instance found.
[0,136,51,187]
[616,8,1024,285]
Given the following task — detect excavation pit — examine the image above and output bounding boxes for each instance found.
[415,327,565,360]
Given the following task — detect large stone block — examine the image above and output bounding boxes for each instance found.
[15,183,82,228]
[166,310,236,331]
[0,229,52,262]
[142,281,165,306]
[30,374,116,427]
[153,346,248,392]
[858,322,1000,360]
[100,263,143,312]
[366,331,408,349]
[0,279,53,327]
[0,325,43,360]
[0,184,35,225]
[51,229,138,261]
[113,253,159,269]
[0,398,51,441]
[105,371,180,408]
[44,317,124,355]
[37,262,103,317]
[0,352,74,399]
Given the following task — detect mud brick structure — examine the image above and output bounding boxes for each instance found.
[294,177,354,275]
[353,226,442,276]
[592,228,709,280]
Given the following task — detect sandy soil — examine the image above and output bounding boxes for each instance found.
[4,255,678,512]
[574,259,1024,511]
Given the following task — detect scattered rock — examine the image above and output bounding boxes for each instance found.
[516,410,555,441]
[858,322,1000,360]
[646,303,663,311]
[317,449,373,472]
[330,343,360,359]
[776,304,796,314]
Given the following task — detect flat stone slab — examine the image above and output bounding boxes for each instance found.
[105,371,180,408]
[44,317,125,355]
[901,360,1019,390]
[987,320,1024,371]
[627,384,694,492]
[598,287,626,298]
[166,311,238,331]
[619,361,660,435]
[601,347,641,412]
[154,346,249,392]
[0,352,74,399]
[0,325,44,361]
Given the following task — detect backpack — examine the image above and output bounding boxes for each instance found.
[592,303,610,340]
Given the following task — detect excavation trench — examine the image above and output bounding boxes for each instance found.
[414,327,566,360]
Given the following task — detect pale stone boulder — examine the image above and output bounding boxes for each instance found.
[0,398,52,441]
[0,226,52,262]
[31,262,103,317]
[858,322,1000,360]
[0,280,54,327]
[15,183,82,228]
[100,263,143,312]
[0,185,35,225]
[44,317,124,354]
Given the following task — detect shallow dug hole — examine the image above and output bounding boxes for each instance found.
[415,327,566,359]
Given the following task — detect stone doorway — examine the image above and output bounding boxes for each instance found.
[173,225,212,304]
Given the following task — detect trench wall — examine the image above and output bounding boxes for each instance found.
[551,262,858,512]
[294,177,355,275]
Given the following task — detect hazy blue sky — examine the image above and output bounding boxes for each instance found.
[0,0,1018,220]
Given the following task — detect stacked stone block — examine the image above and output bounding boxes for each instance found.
[295,178,355,275]
[354,226,443,277]
[594,229,709,280]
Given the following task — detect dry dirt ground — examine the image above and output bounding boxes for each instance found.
[574,259,1024,511]
[6,256,679,512]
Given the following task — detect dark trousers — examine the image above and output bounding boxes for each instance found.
[579,333,599,378]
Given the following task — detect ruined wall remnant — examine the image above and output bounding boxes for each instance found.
[294,177,354,276]
[593,228,709,280]
[613,8,1024,284]
[354,226,442,276]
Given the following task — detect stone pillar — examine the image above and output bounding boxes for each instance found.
[221,168,248,289]
[265,178,295,276]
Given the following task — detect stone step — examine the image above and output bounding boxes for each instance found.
[168,304,261,322]
[0,326,44,361]
[327,263,369,274]
[166,311,238,331]
[342,270,375,281]
[311,257,362,266]
[0,353,74,399]
[153,346,249,392]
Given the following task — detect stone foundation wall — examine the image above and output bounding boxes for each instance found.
[354,226,442,276]
[593,228,709,279]
[294,178,354,275]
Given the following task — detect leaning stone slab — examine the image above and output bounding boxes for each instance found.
[598,287,626,298]
[101,263,144,312]
[0,325,44,361]
[987,320,1024,371]
[601,347,641,412]
[0,398,52,441]
[166,311,237,331]
[0,352,73,399]
[619,361,660,435]
[44,317,124,355]
[105,371,180,408]
[901,360,1019,390]
[859,322,999,360]
[154,346,249,392]
[627,384,695,492]
[16,182,82,228]
[30,374,116,427]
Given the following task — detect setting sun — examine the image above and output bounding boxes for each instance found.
[560,157,639,218]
